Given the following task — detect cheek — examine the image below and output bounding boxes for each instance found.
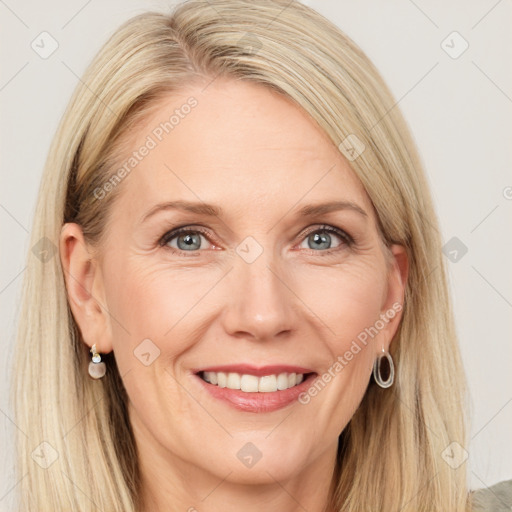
[294,259,387,425]
[296,257,387,344]
[101,256,225,368]
[103,251,387,368]
[100,258,206,426]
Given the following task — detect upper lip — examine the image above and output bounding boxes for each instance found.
[192,364,316,377]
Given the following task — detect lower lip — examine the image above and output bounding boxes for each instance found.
[194,373,317,413]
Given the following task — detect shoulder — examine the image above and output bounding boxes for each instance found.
[470,479,512,511]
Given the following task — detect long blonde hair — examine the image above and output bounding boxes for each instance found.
[12,0,471,510]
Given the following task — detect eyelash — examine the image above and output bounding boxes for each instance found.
[158,224,355,257]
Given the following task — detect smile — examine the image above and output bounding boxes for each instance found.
[200,371,305,392]
[193,364,317,413]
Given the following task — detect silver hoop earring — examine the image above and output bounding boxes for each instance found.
[88,344,106,379]
[373,348,394,388]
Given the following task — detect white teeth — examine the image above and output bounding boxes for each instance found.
[227,372,241,390]
[201,371,308,392]
[276,373,289,390]
[240,374,259,392]
[258,375,277,392]
[217,372,227,388]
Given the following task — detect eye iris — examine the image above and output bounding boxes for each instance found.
[309,231,331,250]
[168,228,343,252]
[177,232,201,250]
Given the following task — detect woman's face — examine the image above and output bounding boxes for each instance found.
[62,78,406,495]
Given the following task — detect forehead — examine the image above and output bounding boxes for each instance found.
[110,78,372,221]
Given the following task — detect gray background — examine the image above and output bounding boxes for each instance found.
[1,0,511,507]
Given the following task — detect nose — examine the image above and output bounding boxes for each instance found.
[221,250,298,342]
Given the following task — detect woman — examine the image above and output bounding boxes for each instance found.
[11,0,504,510]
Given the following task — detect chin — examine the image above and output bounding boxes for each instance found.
[217,432,317,484]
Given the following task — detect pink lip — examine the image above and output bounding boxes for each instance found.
[193,369,317,413]
[192,364,315,376]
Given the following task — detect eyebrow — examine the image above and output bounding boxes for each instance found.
[140,199,368,223]
[141,200,222,223]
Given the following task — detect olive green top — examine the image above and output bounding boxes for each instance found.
[470,479,512,511]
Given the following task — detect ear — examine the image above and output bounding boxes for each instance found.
[59,223,113,354]
[378,243,409,353]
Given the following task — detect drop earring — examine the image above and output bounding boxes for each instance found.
[373,347,394,388]
[88,344,106,379]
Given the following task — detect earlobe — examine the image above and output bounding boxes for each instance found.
[59,223,113,354]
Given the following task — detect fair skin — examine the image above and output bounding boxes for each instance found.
[60,79,408,512]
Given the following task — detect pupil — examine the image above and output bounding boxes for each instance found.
[179,233,200,250]
[311,232,330,250]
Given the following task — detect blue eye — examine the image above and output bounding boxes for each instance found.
[298,225,353,252]
[160,227,212,252]
[159,224,354,256]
